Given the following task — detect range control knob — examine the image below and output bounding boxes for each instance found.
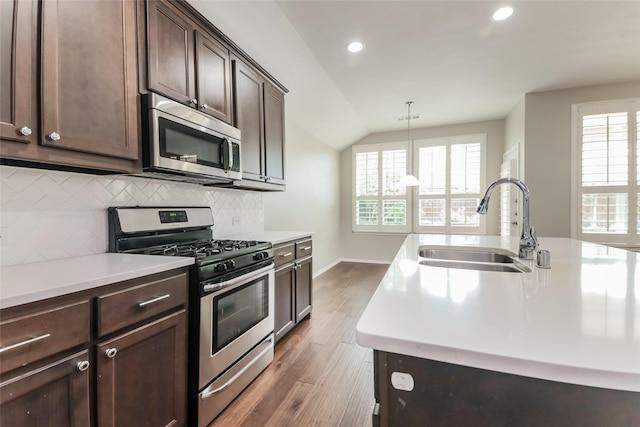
[215,263,228,273]
[253,251,269,261]
[225,260,236,270]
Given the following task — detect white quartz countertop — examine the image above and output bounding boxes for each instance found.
[356,234,640,392]
[221,230,313,245]
[0,253,194,309]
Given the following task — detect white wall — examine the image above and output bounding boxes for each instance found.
[523,80,640,238]
[263,122,341,275]
[505,96,525,178]
[339,119,505,263]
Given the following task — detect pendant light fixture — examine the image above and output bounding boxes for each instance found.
[399,101,420,187]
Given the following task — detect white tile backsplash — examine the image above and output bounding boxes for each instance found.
[0,165,263,266]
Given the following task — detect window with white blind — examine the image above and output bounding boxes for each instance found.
[352,134,486,234]
[414,134,486,234]
[574,99,640,245]
[352,142,411,233]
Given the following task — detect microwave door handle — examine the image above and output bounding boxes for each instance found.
[221,138,231,171]
[228,139,234,171]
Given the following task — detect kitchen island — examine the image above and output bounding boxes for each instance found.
[356,234,640,426]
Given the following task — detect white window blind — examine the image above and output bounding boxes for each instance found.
[414,134,486,234]
[352,142,411,232]
[575,99,640,245]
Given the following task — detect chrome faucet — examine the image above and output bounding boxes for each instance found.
[476,178,538,259]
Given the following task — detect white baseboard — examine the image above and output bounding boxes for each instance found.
[313,258,390,279]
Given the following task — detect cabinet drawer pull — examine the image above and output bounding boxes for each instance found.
[0,333,51,354]
[48,132,61,141]
[77,361,90,372]
[19,126,32,136]
[105,348,118,358]
[280,252,293,257]
[138,294,170,307]
[301,246,311,251]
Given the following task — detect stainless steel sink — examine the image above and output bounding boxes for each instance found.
[418,246,531,273]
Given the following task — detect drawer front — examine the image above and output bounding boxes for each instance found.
[274,243,295,268]
[0,301,90,374]
[295,238,313,259]
[98,272,188,337]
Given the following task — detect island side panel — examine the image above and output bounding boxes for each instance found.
[373,350,640,427]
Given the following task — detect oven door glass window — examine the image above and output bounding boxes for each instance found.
[158,117,224,168]
[212,276,269,353]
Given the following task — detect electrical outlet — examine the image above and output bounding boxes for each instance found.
[232,217,241,225]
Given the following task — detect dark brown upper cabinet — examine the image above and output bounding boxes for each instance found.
[146,0,196,105]
[0,0,141,173]
[40,0,139,160]
[146,0,232,124]
[233,58,286,189]
[0,0,37,145]
[196,31,233,124]
[233,58,265,182]
[264,83,286,186]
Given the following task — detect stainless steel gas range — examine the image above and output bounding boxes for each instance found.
[108,206,274,426]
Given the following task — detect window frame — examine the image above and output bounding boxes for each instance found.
[351,133,487,235]
[352,141,412,233]
[412,133,487,235]
[571,98,640,246]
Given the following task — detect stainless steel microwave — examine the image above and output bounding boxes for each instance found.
[141,93,241,184]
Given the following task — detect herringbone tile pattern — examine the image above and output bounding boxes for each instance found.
[0,165,263,266]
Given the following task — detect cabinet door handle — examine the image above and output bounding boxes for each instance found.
[48,132,61,141]
[105,348,118,358]
[188,98,198,107]
[77,361,90,372]
[280,252,292,257]
[19,126,32,136]
[138,294,170,307]
[0,333,51,354]
[200,104,208,111]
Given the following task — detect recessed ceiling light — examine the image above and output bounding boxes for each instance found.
[347,41,364,53]
[492,6,514,21]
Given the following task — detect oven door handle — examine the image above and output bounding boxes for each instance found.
[206,263,274,293]
[200,336,274,400]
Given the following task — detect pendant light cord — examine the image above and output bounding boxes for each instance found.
[406,101,413,144]
[400,101,420,187]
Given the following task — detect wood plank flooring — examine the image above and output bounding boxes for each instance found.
[210,262,389,427]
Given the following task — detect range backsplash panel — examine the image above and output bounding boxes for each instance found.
[0,166,263,267]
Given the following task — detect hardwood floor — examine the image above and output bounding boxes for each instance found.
[210,262,389,427]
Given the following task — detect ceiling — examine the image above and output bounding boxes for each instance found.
[190,1,640,151]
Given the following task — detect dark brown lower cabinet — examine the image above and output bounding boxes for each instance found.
[274,264,295,341]
[0,351,91,427]
[373,350,640,427]
[273,237,313,343]
[97,310,187,427]
[0,267,189,427]
[294,256,312,322]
